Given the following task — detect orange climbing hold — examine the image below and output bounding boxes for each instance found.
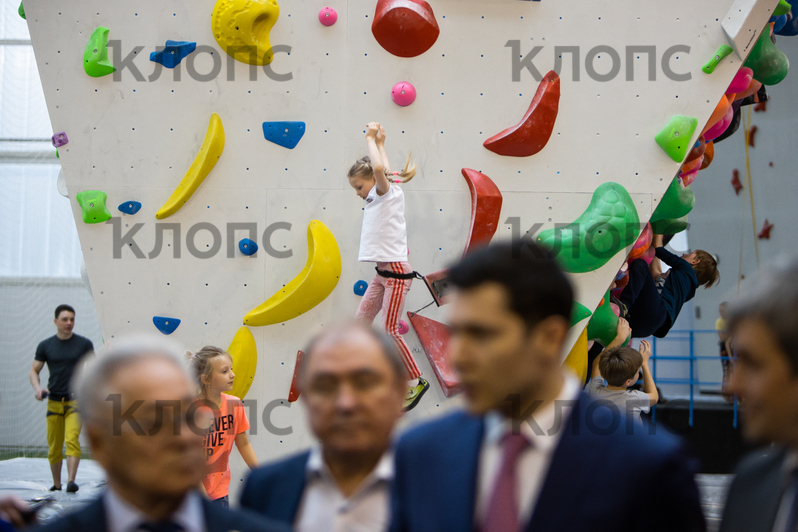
[701,141,715,170]
[461,168,503,257]
[407,312,461,397]
[372,0,440,58]
[484,70,560,157]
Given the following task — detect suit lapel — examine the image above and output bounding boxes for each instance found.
[441,414,484,531]
[745,451,787,532]
[279,451,310,523]
[525,396,592,532]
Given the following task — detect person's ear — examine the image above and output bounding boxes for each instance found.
[530,315,570,362]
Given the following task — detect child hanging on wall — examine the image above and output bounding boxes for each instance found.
[188,346,258,507]
[619,234,719,338]
[348,122,429,411]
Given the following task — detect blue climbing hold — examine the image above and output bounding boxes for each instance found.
[354,280,368,296]
[772,14,789,33]
[263,121,306,149]
[150,40,197,69]
[776,13,798,36]
[118,201,142,215]
[239,238,258,256]
[153,316,181,335]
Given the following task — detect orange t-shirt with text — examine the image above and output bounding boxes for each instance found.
[201,393,250,500]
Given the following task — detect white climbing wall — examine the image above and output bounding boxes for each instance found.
[23,0,775,480]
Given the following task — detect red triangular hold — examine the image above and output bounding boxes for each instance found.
[758,219,774,240]
[407,312,461,397]
[462,168,503,257]
[288,350,303,402]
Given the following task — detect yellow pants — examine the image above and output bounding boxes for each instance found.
[46,399,81,464]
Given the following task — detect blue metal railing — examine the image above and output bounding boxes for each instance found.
[649,330,737,428]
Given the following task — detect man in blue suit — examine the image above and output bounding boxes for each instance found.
[390,241,706,532]
[240,323,407,531]
[34,336,288,532]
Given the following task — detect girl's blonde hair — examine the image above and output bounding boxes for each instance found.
[347,154,416,184]
[186,345,231,396]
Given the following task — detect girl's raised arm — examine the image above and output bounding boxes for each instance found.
[366,122,391,196]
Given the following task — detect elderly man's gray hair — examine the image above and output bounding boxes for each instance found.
[71,334,191,424]
[728,255,798,374]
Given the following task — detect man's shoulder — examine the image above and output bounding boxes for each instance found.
[36,335,57,351]
[246,449,311,485]
[733,446,787,479]
[397,410,482,450]
[71,334,94,349]
[32,497,104,531]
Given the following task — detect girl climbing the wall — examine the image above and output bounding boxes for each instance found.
[188,346,258,507]
[348,122,429,412]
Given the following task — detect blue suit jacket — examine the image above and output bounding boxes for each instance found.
[240,450,312,526]
[390,393,706,532]
[32,491,291,532]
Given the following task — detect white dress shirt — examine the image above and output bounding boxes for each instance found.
[476,375,581,528]
[296,447,393,532]
[104,487,205,532]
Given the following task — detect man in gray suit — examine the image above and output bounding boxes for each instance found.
[720,257,798,532]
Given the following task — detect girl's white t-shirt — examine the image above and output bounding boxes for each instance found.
[358,184,409,262]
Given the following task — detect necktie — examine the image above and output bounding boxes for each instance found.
[482,432,531,532]
[138,521,184,532]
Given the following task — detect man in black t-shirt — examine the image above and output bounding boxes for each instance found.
[29,304,94,493]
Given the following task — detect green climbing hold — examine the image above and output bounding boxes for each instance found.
[537,182,640,273]
[571,302,593,327]
[702,44,733,74]
[774,0,791,17]
[84,27,116,78]
[586,289,629,348]
[651,215,689,235]
[18,1,25,19]
[55,149,60,159]
[744,29,790,86]
[650,177,695,223]
[655,116,698,162]
[76,190,112,224]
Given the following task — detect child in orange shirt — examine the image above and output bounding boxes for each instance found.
[188,346,258,507]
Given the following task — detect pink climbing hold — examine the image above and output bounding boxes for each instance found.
[703,104,734,141]
[52,132,69,148]
[318,7,337,26]
[726,67,754,95]
[398,319,409,335]
[391,81,417,107]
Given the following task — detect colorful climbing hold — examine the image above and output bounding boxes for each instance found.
[744,29,790,86]
[655,116,698,162]
[391,82,417,107]
[354,280,368,296]
[563,328,589,384]
[587,289,626,347]
[772,14,789,33]
[398,320,410,335]
[372,0,440,58]
[701,141,715,169]
[262,121,306,149]
[571,302,593,327]
[650,215,689,235]
[774,0,792,16]
[18,1,25,19]
[748,125,758,147]
[52,132,69,148]
[153,316,181,335]
[288,350,303,402]
[731,169,743,195]
[702,45,733,74]
[484,70,560,158]
[704,103,734,142]
[758,219,774,239]
[150,40,197,69]
[76,191,112,224]
[156,113,225,219]
[461,169,503,257]
[227,327,257,399]
[318,6,337,26]
[239,238,258,256]
[118,201,142,215]
[651,177,695,223]
[629,222,652,261]
[244,220,342,327]
[212,0,280,66]
[84,27,116,78]
[407,312,460,397]
[537,182,640,274]
[727,67,754,94]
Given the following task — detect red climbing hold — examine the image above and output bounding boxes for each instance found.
[483,70,561,157]
[462,168,503,257]
[758,219,774,239]
[731,169,743,195]
[372,0,440,58]
[754,101,767,112]
[685,136,706,164]
[748,125,758,148]
[407,312,461,397]
[288,350,303,402]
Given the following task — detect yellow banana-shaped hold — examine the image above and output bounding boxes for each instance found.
[212,0,280,66]
[156,113,225,219]
[244,220,341,326]
[227,326,257,400]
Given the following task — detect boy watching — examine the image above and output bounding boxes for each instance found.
[589,318,659,423]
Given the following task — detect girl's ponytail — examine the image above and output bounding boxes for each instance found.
[391,153,416,184]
